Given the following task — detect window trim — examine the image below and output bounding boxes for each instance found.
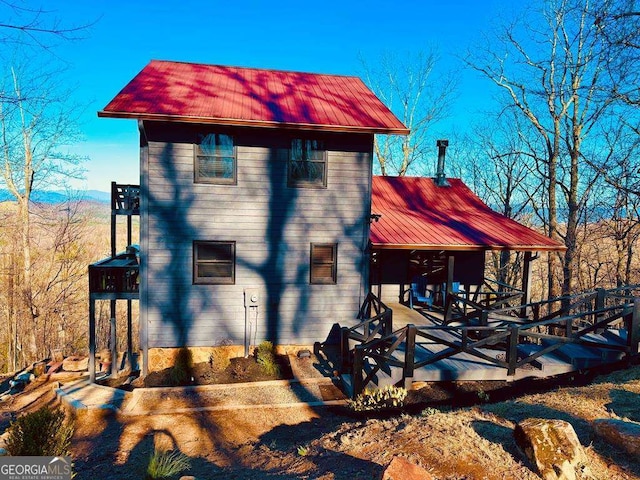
[310,243,338,284]
[193,241,236,285]
[194,133,237,185]
[288,138,327,188]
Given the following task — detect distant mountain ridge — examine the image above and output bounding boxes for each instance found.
[0,189,110,204]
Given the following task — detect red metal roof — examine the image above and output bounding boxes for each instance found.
[99,60,409,134]
[371,176,565,251]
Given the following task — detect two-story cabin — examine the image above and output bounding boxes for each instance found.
[98,60,408,374]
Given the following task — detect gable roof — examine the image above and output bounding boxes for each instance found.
[99,60,409,134]
[370,176,565,251]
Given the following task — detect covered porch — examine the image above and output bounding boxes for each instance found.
[368,175,565,321]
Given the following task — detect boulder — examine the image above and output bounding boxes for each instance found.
[382,456,433,480]
[514,418,588,480]
[62,356,88,372]
[593,418,640,456]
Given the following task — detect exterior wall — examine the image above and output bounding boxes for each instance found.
[140,121,373,350]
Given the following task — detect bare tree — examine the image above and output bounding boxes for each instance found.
[360,50,457,176]
[0,1,91,49]
[0,59,84,365]
[467,0,615,298]
[459,111,542,289]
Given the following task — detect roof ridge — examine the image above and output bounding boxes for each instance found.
[147,59,363,80]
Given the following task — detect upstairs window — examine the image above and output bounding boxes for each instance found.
[288,139,326,188]
[193,241,235,284]
[195,133,236,184]
[310,243,337,284]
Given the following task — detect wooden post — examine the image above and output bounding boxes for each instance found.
[110,300,117,376]
[444,255,455,322]
[384,309,393,336]
[127,299,133,370]
[110,182,116,258]
[340,327,350,373]
[506,324,519,376]
[565,317,573,339]
[520,252,533,319]
[403,325,416,386]
[628,298,640,356]
[595,288,606,333]
[480,310,489,327]
[353,345,364,398]
[89,297,96,383]
[127,214,132,248]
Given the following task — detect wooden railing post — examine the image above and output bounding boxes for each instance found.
[353,345,364,398]
[628,298,640,357]
[403,325,416,387]
[480,309,489,327]
[340,327,350,373]
[565,317,573,339]
[384,309,393,336]
[595,288,606,333]
[506,325,519,376]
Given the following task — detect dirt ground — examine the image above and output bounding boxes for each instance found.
[2,365,640,480]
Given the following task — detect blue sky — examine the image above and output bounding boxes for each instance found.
[32,0,511,190]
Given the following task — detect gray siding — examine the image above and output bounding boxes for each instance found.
[140,121,373,347]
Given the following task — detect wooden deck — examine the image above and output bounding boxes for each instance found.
[341,291,638,396]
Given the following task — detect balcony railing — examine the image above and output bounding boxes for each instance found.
[111,183,140,215]
[89,251,139,294]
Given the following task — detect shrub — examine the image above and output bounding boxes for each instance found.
[347,385,407,412]
[5,405,74,456]
[146,449,190,479]
[170,348,193,386]
[256,341,280,377]
[209,347,231,372]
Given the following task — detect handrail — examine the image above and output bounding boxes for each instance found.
[348,291,640,397]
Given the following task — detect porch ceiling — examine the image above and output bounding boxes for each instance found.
[370,176,565,252]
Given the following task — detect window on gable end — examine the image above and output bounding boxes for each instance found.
[288,138,327,188]
[195,133,236,184]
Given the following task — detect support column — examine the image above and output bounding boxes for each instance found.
[89,297,96,383]
[110,300,117,376]
[520,251,533,319]
[127,299,133,370]
[444,255,455,322]
[110,182,116,258]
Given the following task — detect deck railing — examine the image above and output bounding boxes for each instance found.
[340,292,392,374]
[88,253,139,294]
[347,287,640,397]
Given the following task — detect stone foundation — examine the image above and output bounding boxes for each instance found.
[147,344,315,372]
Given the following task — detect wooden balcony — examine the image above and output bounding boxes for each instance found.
[89,250,139,299]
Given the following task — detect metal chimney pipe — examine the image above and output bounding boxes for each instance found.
[435,139,449,187]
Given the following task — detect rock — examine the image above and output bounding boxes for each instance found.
[514,418,587,480]
[593,418,640,456]
[62,356,89,372]
[381,457,433,480]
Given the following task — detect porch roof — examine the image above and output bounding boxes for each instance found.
[98,60,409,135]
[370,176,565,252]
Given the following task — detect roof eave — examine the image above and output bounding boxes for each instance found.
[97,110,410,135]
[370,243,567,252]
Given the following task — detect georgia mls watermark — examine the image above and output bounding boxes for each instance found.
[0,456,72,480]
